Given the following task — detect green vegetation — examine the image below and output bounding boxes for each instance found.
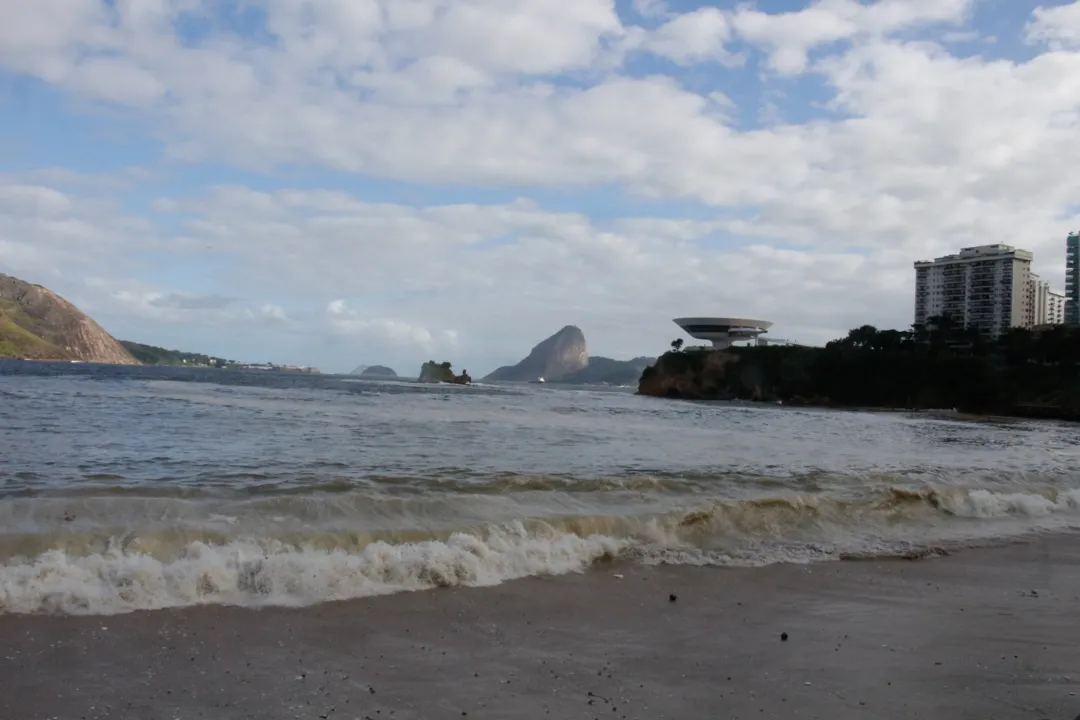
[0,299,67,359]
[119,341,235,368]
[640,317,1080,419]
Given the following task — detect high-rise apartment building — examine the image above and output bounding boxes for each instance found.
[1067,232,1079,326]
[1047,287,1067,325]
[914,244,1034,338]
[1029,275,1066,326]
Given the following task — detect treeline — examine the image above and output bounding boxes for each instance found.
[120,341,235,368]
[641,317,1080,417]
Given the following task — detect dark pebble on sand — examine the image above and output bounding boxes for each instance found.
[669,594,677,602]
[781,633,788,641]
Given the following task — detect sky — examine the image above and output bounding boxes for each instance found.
[1,0,1079,375]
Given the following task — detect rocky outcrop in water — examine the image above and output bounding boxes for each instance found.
[0,273,138,364]
[483,325,588,382]
[418,361,471,384]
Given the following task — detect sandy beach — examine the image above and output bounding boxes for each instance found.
[1,533,1076,720]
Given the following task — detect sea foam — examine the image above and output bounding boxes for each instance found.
[0,523,624,615]
[2,486,1079,616]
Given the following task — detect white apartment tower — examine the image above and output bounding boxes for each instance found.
[1028,275,1067,326]
[1048,289,1067,325]
[914,244,1034,337]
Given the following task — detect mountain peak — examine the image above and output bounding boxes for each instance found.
[483,326,588,382]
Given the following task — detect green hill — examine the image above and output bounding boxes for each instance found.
[0,274,138,364]
[0,299,65,358]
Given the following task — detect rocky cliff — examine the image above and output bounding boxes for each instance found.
[0,273,139,364]
[483,325,588,382]
[638,350,744,399]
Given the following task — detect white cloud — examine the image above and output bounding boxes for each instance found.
[731,0,974,75]
[260,304,288,323]
[1026,1,1080,49]
[0,186,73,217]
[326,300,458,355]
[642,8,741,67]
[632,0,668,20]
[1,2,1079,372]
[0,173,1022,372]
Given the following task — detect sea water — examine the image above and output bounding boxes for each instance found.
[1,361,1078,615]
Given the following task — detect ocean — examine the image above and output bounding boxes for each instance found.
[1,360,1078,616]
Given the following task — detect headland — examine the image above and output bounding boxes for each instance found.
[639,322,1080,421]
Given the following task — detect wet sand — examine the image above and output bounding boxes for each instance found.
[2,534,1078,720]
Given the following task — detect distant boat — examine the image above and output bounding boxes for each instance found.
[529,377,545,384]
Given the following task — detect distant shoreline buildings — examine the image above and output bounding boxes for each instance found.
[914,236,1076,338]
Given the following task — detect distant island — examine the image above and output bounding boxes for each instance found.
[418,361,471,384]
[639,318,1080,420]
[351,365,399,378]
[1,273,137,364]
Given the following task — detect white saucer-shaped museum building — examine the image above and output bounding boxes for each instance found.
[674,317,773,350]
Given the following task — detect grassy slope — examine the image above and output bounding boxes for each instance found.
[0,299,69,359]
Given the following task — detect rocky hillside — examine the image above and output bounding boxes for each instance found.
[638,350,743,399]
[0,273,138,364]
[484,325,588,382]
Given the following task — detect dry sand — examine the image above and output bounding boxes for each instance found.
[2,534,1078,720]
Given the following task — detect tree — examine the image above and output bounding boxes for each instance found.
[671,338,684,352]
[844,325,879,350]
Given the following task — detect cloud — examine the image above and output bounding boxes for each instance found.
[148,293,235,311]
[261,304,289,323]
[327,300,458,354]
[0,173,1003,371]
[0,186,72,217]
[641,8,741,67]
[1026,1,1080,50]
[0,1,1079,373]
[730,0,974,75]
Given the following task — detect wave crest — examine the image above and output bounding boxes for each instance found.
[0,523,624,615]
[1,486,1078,616]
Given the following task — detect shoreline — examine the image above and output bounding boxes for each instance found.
[2,532,1078,719]
[640,393,1072,424]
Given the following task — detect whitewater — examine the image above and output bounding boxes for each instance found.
[1,361,1078,615]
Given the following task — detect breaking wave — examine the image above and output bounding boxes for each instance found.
[2,484,1078,616]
